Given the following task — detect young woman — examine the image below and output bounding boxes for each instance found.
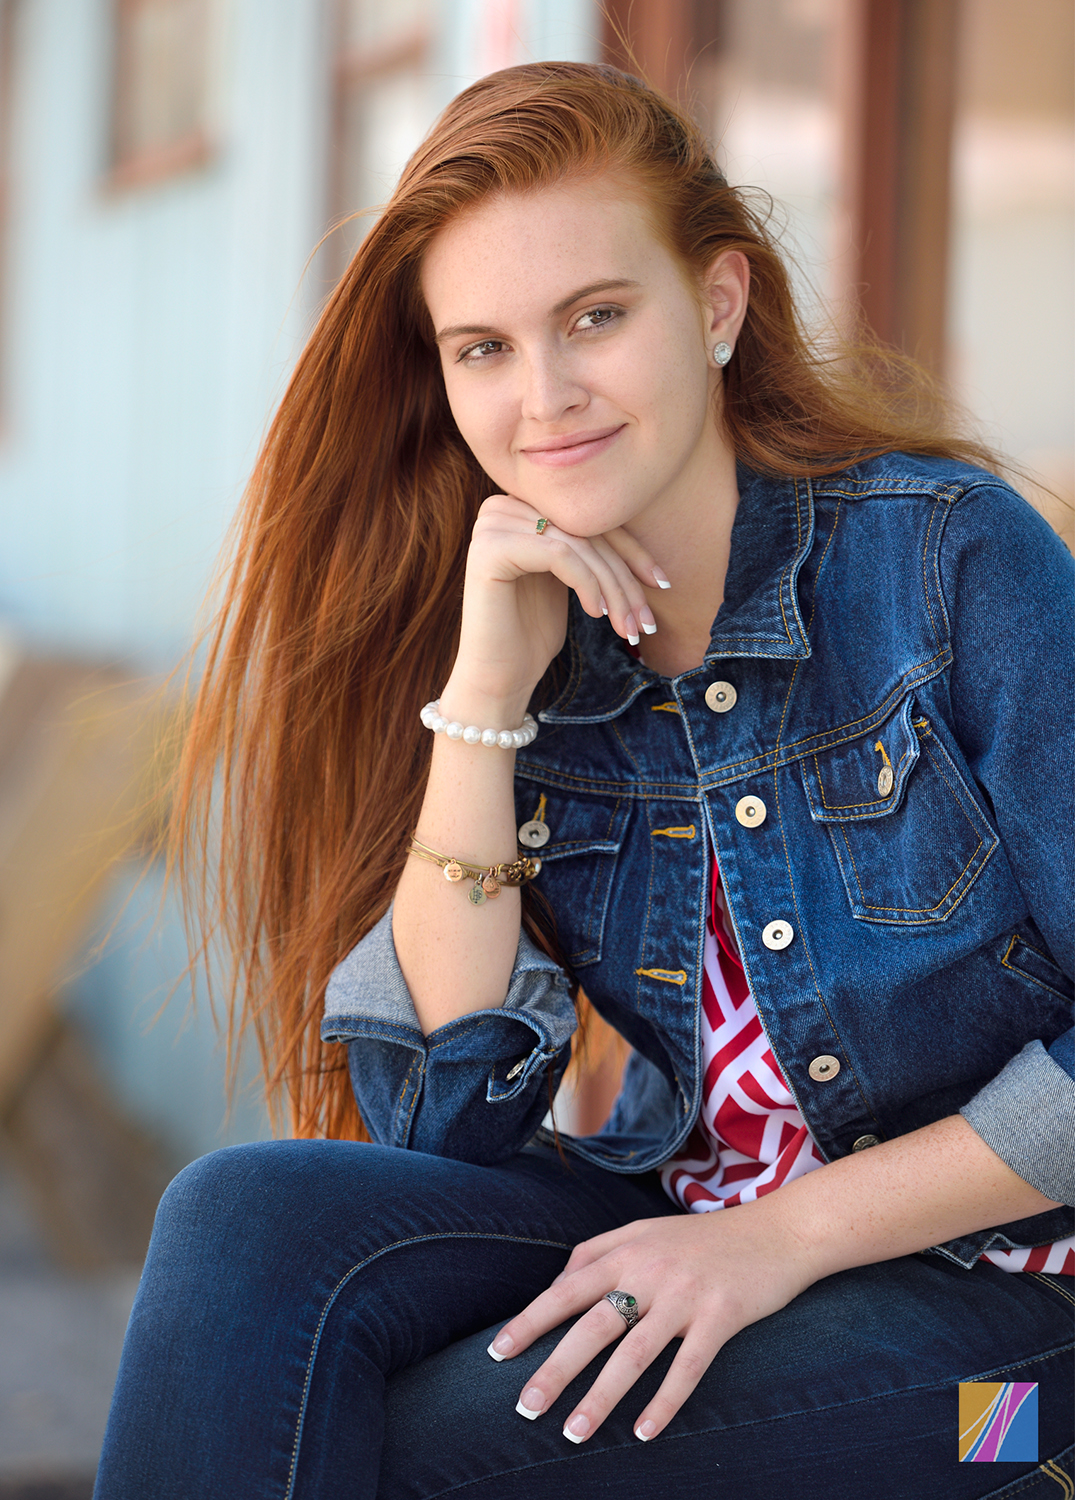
[95,62,1073,1499]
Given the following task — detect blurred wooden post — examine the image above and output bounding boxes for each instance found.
[842,0,960,370]
[601,0,694,96]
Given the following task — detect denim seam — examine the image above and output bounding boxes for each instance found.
[1029,1272,1075,1308]
[415,1344,1074,1499]
[283,1230,572,1500]
[802,498,842,638]
[826,732,996,923]
[519,649,952,787]
[922,498,945,652]
[978,1451,1075,1500]
[396,1053,424,1142]
[817,480,968,498]
[1002,937,1072,1000]
[837,761,982,914]
[805,698,914,813]
[807,734,916,814]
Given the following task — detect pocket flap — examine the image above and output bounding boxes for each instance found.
[801,695,919,823]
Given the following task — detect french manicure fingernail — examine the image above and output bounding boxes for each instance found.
[639,606,657,635]
[635,1420,657,1442]
[625,613,640,646]
[600,595,609,616]
[488,1332,514,1361]
[516,1387,544,1419]
[653,567,671,589]
[564,1413,590,1443]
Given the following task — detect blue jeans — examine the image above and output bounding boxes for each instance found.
[94,1140,1074,1499]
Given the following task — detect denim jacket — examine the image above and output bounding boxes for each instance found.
[324,454,1075,1268]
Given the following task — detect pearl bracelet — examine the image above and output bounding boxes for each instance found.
[420,700,538,749]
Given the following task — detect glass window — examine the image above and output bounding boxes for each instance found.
[332,0,435,267]
[947,0,1074,546]
[110,0,210,186]
[689,0,852,329]
[0,0,15,427]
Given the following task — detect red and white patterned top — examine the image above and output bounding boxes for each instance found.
[659,852,1075,1275]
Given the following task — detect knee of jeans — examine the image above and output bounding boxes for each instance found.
[152,1141,316,1252]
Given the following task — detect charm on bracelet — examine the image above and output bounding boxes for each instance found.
[408,837,541,907]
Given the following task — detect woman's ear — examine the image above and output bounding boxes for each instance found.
[701,249,750,351]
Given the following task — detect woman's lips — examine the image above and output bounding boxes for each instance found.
[520,425,625,468]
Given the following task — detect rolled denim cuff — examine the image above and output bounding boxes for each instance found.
[321,905,579,1162]
[958,1036,1075,1206]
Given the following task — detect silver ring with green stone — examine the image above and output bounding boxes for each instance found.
[605,1290,640,1330]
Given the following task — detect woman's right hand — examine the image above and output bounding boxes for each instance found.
[396,493,665,1032]
[443,493,666,715]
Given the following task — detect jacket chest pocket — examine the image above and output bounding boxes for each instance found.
[800,696,997,924]
[515,787,628,966]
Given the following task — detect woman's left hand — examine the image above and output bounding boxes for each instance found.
[488,1198,821,1443]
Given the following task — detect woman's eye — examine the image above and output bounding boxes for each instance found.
[574,306,620,331]
[458,339,507,363]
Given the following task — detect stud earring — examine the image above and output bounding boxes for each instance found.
[712,342,732,367]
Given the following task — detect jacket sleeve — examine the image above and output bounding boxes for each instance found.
[940,479,1075,1206]
[320,905,578,1163]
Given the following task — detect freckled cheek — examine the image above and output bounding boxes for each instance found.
[444,392,514,473]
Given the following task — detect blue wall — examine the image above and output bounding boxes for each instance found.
[0,0,597,1160]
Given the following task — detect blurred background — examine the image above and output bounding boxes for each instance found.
[0,0,1070,1492]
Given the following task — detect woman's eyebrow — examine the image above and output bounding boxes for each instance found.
[433,278,642,345]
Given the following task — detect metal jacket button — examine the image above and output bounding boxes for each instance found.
[704,681,737,713]
[852,1133,881,1150]
[761,920,793,950]
[735,795,767,828]
[518,820,549,848]
[808,1055,841,1081]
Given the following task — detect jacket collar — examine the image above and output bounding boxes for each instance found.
[541,466,814,725]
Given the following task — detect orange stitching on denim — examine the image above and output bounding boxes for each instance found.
[1001,935,1071,997]
[609,715,641,774]
[773,486,813,753]
[1040,1458,1074,1498]
[775,660,800,751]
[1029,1272,1075,1308]
[922,501,943,650]
[833,738,991,916]
[803,498,842,637]
[284,1231,575,1498]
[652,825,696,838]
[524,651,950,795]
[634,967,687,985]
[807,730,915,814]
[651,701,680,712]
[398,1053,420,1108]
[1004,933,1050,964]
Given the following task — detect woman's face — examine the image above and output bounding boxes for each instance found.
[421,177,746,540]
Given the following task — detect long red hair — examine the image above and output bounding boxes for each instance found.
[169,62,996,1140]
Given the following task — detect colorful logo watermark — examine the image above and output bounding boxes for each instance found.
[959,1382,1038,1462]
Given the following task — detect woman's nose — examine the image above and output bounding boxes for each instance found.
[519,351,587,423]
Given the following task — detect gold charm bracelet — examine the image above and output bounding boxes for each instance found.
[408,838,542,907]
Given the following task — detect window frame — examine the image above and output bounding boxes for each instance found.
[104,0,213,194]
